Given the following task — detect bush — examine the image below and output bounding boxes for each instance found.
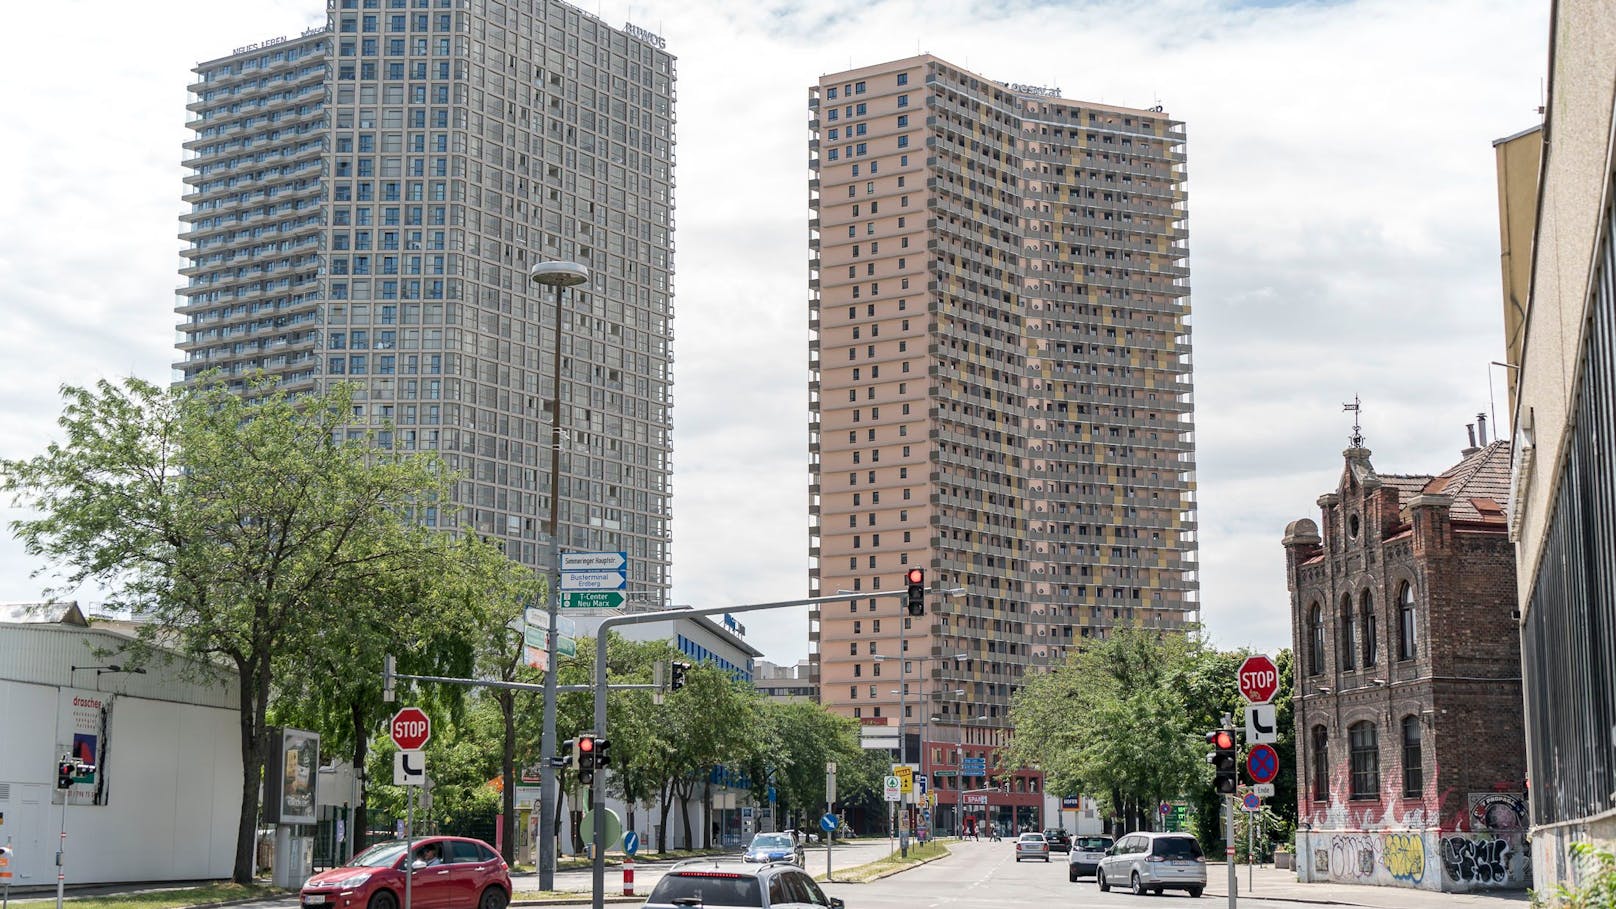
[1534,842,1616,909]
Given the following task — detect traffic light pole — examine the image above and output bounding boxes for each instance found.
[588,591,902,909]
[1226,794,1237,908]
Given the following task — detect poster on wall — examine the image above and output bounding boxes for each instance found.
[263,727,319,824]
[54,688,112,806]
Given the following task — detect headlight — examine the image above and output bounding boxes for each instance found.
[335,873,373,889]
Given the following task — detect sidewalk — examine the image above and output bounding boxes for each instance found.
[1206,864,1529,907]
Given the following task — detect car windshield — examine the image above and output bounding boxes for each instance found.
[1075,837,1114,851]
[751,834,793,849]
[648,873,764,907]
[1152,838,1203,859]
[1019,833,1044,842]
[348,842,408,868]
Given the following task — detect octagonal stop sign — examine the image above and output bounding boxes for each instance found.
[1238,654,1279,704]
[390,707,432,751]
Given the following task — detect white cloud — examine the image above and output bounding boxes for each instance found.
[0,0,1545,665]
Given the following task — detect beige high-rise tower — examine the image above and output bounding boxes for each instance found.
[807,55,1195,832]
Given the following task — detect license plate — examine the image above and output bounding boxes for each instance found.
[303,896,328,905]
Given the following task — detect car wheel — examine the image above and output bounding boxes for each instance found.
[1153,887,1165,896]
[1098,870,1110,892]
[1188,886,1204,898]
[1132,872,1147,896]
[478,887,507,909]
[1070,865,1079,882]
[367,892,397,909]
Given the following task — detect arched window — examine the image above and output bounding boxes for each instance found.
[1308,603,1325,676]
[1340,593,1357,670]
[1349,721,1380,799]
[1401,715,1423,797]
[1311,726,1329,801]
[1397,581,1417,660]
[1361,590,1378,667]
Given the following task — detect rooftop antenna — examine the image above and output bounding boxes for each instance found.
[1343,395,1364,448]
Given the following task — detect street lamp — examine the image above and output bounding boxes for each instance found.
[530,258,588,891]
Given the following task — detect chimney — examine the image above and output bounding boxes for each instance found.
[1477,412,1489,445]
[1463,424,1479,457]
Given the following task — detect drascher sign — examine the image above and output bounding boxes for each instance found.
[1007,83,1062,98]
[623,22,665,48]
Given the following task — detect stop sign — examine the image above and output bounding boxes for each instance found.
[390,707,432,751]
[1238,655,1279,704]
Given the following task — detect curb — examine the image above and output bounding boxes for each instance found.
[818,845,953,884]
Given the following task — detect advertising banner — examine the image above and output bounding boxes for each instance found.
[263,727,320,824]
[55,688,112,806]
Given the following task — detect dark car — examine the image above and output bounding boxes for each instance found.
[300,837,510,909]
[641,857,845,908]
[743,831,805,866]
[1042,829,1072,853]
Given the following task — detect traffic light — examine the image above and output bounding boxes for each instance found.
[577,733,597,785]
[669,661,689,692]
[905,567,926,616]
[593,738,611,770]
[383,654,397,703]
[1206,729,1238,794]
[57,759,75,790]
[554,738,576,769]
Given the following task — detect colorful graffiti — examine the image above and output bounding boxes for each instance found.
[1382,832,1426,884]
[1443,836,1512,885]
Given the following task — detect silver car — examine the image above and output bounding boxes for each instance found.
[1096,831,1206,897]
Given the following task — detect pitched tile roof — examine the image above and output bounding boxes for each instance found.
[1426,440,1512,522]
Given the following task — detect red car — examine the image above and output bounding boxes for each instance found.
[301,837,511,909]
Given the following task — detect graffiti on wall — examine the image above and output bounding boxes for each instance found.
[1329,833,1379,881]
[1382,832,1426,884]
[1468,793,1527,832]
[1443,836,1513,886]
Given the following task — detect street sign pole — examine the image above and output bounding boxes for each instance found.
[1226,794,1237,909]
[53,784,65,909]
[404,787,414,909]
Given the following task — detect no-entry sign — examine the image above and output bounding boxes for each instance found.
[1238,654,1279,704]
[390,707,432,751]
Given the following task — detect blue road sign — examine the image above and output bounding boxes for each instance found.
[623,830,640,855]
[1242,793,1261,812]
[962,757,987,775]
[821,813,839,833]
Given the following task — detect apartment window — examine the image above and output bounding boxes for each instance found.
[897,73,908,86]
[897,115,908,128]
[1311,726,1328,800]
[855,81,866,94]
[897,135,909,149]
[827,86,838,99]
[1348,722,1379,799]
[897,94,909,108]
[1339,593,1357,670]
[1401,715,1423,797]
[1361,590,1378,667]
[1397,581,1417,660]
[855,103,867,116]
[1307,603,1324,675]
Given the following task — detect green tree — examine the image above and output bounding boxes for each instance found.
[741,700,865,830]
[1007,624,1207,834]
[2,377,453,882]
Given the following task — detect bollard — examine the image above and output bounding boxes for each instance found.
[623,855,634,896]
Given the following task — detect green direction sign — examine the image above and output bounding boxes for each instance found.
[563,591,624,609]
[932,770,958,778]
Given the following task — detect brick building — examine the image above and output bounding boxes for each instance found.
[1281,434,1527,892]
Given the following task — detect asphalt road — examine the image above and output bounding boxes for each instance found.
[540,838,901,895]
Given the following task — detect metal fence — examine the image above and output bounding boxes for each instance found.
[1521,190,1616,827]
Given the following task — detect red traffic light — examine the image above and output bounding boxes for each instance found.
[1208,730,1235,750]
[905,567,925,586]
[578,735,595,753]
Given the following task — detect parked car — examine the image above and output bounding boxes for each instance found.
[301,836,511,909]
[743,831,805,866]
[1014,831,1051,862]
[641,857,845,908]
[1096,831,1206,898]
[1067,834,1115,881]
[1042,829,1072,853]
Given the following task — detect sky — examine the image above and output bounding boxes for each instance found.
[0,0,1547,668]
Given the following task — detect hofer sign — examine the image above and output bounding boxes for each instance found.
[1237,654,1279,704]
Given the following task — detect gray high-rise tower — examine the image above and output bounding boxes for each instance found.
[179,1,676,597]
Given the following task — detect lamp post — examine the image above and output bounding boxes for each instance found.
[530,259,588,891]
[879,650,964,851]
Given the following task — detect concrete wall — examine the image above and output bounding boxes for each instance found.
[1297,829,1530,892]
[0,679,241,886]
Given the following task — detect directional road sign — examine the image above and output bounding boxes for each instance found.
[1246,743,1280,785]
[1245,703,1278,744]
[562,591,625,609]
[821,813,839,834]
[395,750,427,786]
[962,757,987,775]
[1238,654,1280,704]
[562,551,627,572]
[560,570,627,591]
[390,707,432,750]
[623,831,640,856]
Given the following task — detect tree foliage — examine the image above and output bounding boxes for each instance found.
[2,376,456,882]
